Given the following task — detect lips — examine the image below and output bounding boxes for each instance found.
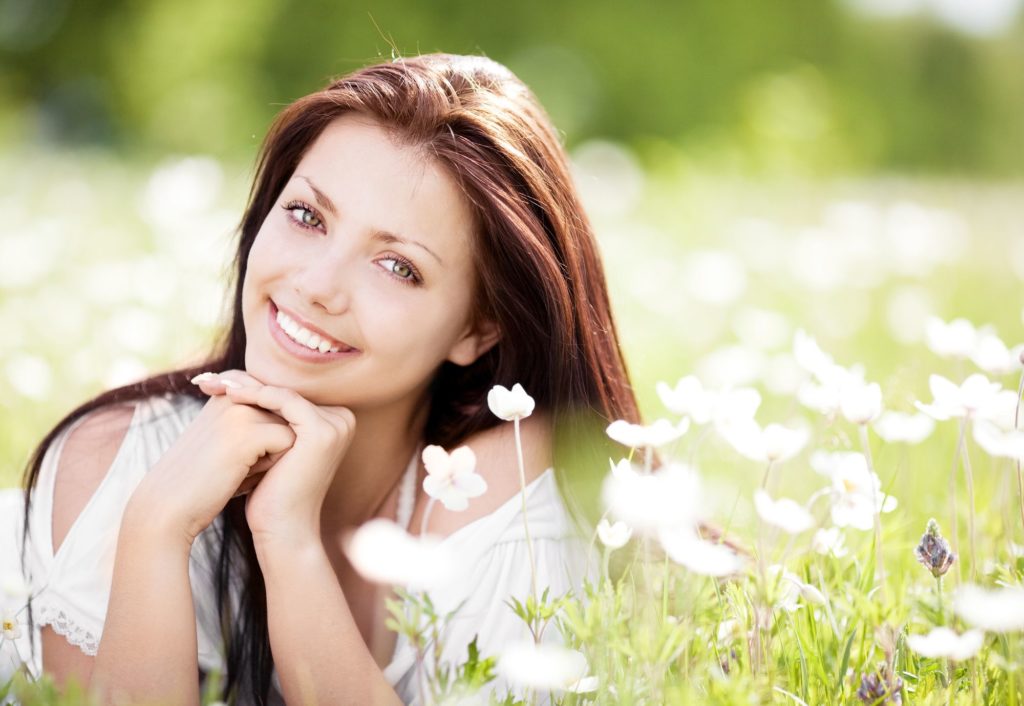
[267,300,360,362]
[273,300,356,352]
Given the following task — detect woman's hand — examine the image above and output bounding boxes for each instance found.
[128,373,297,545]
[202,370,357,549]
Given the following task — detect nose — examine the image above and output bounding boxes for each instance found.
[293,255,351,316]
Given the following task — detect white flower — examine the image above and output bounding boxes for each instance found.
[785,575,828,606]
[1,573,31,603]
[566,675,599,693]
[838,379,883,425]
[1,608,22,640]
[597,518,632,549]
[925,316,979,359]
[343,519,455,588]
[971,333,1024,376]
[914,373,1004,421]
[718,419,809,464]
[977,389,1023,431]
[606,418,689,449]
[657,376,762,427]
[813,451,897,531]
[872,411,935,444]
[602,460,700,533]
[972,419,1024,461]
[753,490,813,534]
[657,375,716,424]
[954,584,1024,632]
[421,445,487,512]
[487,383,535,421]
[659,527,745,577]
[812,527,849,558]
[716,618,742,643]
[497,642,590,691]
[793,329,835,379]
[766,566,803,612]
[907,627,985,661]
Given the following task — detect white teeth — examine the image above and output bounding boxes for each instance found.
[275,308,342,353]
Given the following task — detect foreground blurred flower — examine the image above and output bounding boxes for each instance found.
[914,373,1003,421]
[497,642,591,692]
[907,627,984,661]
[812,527,849,558]
[343,519,455,588]
[972,419,1024,461]
[602,460,700,532]
[487,383,535,421]
[2,608,22,640]
[925,316,979,359]
[856,663,903,705]
[813,451,898,530]
[767,565,826,611]
[606,418,689,449]
[717,419,809,464]
[872,411,935,444]
[914,518,955,578]
[839,379,883,425]
[597,518,632,549]
[753,490,813,534]
[953,584,1024,632]
[793,329,834,379]
[659,527,745,577]
[421,444,487,511]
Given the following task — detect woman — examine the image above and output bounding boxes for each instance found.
[10,52,641,705]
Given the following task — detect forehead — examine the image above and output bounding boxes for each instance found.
[293,113,476,263]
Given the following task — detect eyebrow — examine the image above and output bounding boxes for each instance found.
[295,174,444,265]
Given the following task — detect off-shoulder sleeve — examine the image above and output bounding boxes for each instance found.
[384,470,598,705]
[16,394,208,674]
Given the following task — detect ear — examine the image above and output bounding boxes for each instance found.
[446,318,501,367]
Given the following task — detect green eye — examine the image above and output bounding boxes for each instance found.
[300,209,321,228]
[394,262,412,278]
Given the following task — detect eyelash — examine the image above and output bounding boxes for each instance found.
[280,200,424,286]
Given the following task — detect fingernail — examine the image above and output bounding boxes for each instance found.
[190,372,217,384]
[221,379,242,389]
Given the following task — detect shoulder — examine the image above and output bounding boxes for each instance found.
[421,410,553,537]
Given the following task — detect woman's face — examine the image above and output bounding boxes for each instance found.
[241,112,496,410]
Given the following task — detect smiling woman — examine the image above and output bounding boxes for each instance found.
[8,53,642,705]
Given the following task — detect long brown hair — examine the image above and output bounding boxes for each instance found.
[19,52,641,704]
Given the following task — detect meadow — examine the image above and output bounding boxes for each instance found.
[2,144,1023,704]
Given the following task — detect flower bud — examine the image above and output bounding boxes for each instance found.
[914,518,955,578]
[856,663,903,705]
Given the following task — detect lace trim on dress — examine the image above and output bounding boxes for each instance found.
[36,603,101,656]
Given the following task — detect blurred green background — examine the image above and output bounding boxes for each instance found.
[2,0,1023,544]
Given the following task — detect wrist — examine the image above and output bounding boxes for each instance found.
[123,494,196,554]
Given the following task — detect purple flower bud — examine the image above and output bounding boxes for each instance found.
[857,663,903,705]
[915,518,955,578]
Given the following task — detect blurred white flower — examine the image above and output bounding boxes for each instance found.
[696,345,766,388]
[657,376,761,428]
[753,490,813,534]
[766,566,802,612]
[925,316,980,359]
[785,575,828,606]
[602,460,700,532]
[718,420,809,464]
[497,642,590,692]
[682,250,748,306]
[814,451,897,530]
[597,518,632,549]
[716,618,742,643]
[566,676,599,694]
[812,527,849,558]
[839,379,883,425]
[907,627,984,661]
[971,333,1024,377]
[343,519,454,588]
[659,528,745,577]
[872,411,936,444]
[487,383,535,421]
[732,307,791,350]
[1,608,22,640]
[954,584,1024,632]
[793,329,836,380]
[421,445,487,512]
[915,373,1004,421]
[972,419,1024,461]
[606,418,689,449]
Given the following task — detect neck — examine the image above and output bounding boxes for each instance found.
[319,393,429,539]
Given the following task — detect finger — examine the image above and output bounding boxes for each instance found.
[232,472,266,499]
[225,384,321,426]
[216,369,266,388]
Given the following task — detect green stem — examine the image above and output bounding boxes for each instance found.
[859,424,886,604]
[514,417,540,609]
[958,417,977,583]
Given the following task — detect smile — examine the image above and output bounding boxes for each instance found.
[268,301,360,362]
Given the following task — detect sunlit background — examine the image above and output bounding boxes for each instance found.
[2,0,1023,539]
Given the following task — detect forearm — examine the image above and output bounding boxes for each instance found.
[91,506,201,706]
[255,538,404,706]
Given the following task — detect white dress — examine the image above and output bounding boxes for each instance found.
[0,392,595,705]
